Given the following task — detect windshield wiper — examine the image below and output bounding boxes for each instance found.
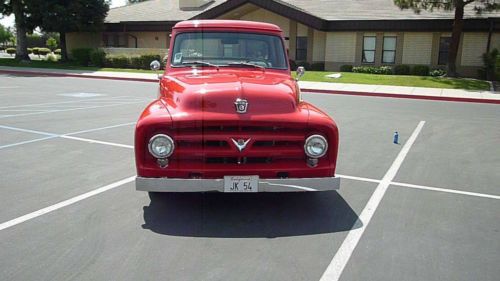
[227,61,265,71]
[182,61,220,70]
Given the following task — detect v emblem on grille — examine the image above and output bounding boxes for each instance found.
[231,138,251,152]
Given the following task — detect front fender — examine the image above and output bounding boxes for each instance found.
[135,100,173,175]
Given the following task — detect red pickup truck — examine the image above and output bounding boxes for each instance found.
[135,20,340,193]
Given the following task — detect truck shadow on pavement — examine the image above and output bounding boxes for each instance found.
[141,191,361,238]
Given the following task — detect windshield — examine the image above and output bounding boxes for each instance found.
[171,32,288,70]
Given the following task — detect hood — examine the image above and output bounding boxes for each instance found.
[160,69,298,122]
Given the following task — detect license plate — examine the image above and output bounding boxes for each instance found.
[224,176,259,193]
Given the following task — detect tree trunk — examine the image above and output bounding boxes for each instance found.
[448,4,465,77]
[60,32,68,62]
[12,0,30,61]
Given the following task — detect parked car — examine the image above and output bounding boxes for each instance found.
[135,20,340,193]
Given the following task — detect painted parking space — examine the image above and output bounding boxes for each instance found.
[0,75,499,281]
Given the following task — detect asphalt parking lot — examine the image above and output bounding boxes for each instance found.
[0,74,499,281]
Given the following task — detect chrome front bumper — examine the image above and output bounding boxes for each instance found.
[136,176,340,192]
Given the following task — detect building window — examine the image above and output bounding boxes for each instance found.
[438,37,451,65]
[362,36,376,63]
[296,37,307,61]
[382,36,397,64]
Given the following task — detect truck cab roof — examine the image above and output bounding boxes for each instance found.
[173,20,282,33]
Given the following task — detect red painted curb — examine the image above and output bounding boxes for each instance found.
[301,88,500,105]
[2,69,499,104]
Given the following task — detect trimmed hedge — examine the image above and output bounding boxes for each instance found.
[340,65,353,72]
[71,48,93,66]
[32,47,40,56]
[6,48,16,55]
[46,54,58,62]
[430,69,446,77]
[54,49,61,55]
[38,48,51,56]
[27,48,33,54]
[353,66,393,75]
[106,56,130,68]
[310,62,325,71]
[411,65,430,76]
[393,64,410,75]
[90,50,106,67]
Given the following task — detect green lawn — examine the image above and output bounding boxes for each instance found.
[296,71,490,91]
[0,58,490,90]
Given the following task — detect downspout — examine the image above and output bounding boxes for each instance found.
[486,17,494,53]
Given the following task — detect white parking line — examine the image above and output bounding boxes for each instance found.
[0,176,136,231]
[0,136,59,150]
[392,181,500,200]
[65,122,136,136]
[337,174,381,184]
[320,121,426,281]
[0,123,135,150]
[0,96,134,109]
[0,101,144,119]
[60,135,134,149]
[0,125,58,136]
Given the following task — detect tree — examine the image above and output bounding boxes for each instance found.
[394,0,499,77]
[0,23,14,46]
[0,0,42,61]
[38,0,109,61]
[46,37,57,51]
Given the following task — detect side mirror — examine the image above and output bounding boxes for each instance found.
[150,60,161,80]
[296,66,305,81]
[150,60,161,71]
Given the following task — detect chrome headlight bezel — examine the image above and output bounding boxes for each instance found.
[148,134,175,159]
[304,134,328,158]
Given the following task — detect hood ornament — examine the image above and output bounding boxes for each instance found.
[234,98,248,114]
[231,138,251,152]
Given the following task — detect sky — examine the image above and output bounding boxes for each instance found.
[0,0,128,28]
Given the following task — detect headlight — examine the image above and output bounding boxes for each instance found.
[148,134,174,158]
[304,135,328,158]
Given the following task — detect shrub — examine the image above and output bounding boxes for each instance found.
[54,49,61,55]
[295,61,311,70]
[289,59,297,70]
[411,65,430,76]
[379,66,393,75]
[108,56,130,68]
[130,56,143,69]
[429,69,447,77]
[71,48,93,66]
[309,62,325,71]
[27,48,33,54]
[38,48,51,56]
[353,66,392,75]
[32,47,40,57]
[140,54,162,69]
[340,65,353,72]
[482,48,499,81]
[90,49,106,67]
[393,64,410,75]
[46,37,57,51]
[6,48,16,56]
[46,53,58,62]
[0,46,5,51]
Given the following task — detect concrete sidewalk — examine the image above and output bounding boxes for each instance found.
[1,66,499,103]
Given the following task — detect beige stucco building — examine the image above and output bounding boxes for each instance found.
[67,0,500,77]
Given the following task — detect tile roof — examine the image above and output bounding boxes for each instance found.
[106,0,226,23]
[106,0,500,23]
